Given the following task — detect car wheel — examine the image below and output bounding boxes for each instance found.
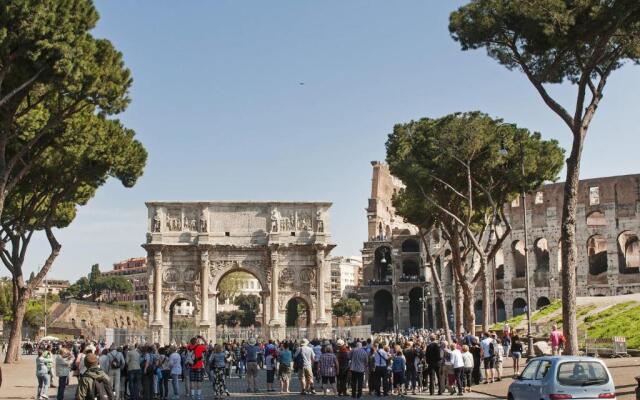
[507,393,514,400]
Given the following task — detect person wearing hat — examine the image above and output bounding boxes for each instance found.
[293,338,316,395]
[244,337,260,393]
[335,339,350,396]
[76,353,113,400]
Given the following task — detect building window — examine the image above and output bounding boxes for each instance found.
[589,187,600,205]
[511,197,520,207]
[535,191,544,204]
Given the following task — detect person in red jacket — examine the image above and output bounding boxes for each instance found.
[187,336,208,400]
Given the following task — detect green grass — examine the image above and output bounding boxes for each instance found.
[491,313,525,331]
[532,300,562,322]
[576,304,597,320]
[583,301,634,323]
[571,301,640,349]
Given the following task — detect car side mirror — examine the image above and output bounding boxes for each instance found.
[515,374,523,380]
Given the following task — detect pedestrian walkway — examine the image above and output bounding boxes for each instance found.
[2,356,492,400]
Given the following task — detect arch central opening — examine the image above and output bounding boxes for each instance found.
[285,297,311,327]
[216,271,263,331]
[169,298,197,344]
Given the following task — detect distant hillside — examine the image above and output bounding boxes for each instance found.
[48,299,146,338]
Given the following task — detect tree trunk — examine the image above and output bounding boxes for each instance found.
[482,267,491,333]
[560,129,585,355]
[4,286,27,363]
[462,281,475,336]
[455,278,464,335]
[428,257,452,343]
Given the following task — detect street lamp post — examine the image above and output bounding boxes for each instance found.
[501,129,534,357]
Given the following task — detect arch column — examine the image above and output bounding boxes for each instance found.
[315,246,329,325]
[209,292,218,341]
[268,246,283,327]
[152,249,163,325]
[199,248,211,332]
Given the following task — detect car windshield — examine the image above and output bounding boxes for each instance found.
[557,361,609,386]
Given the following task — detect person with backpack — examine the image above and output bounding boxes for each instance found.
[125,345,142,400]
[480,332,495,384]
[75,353,113,400]
[293,338,316,395]
[372,342,389,396]
[158,347,171,400]
[142,345,157,400]
[187,337,207,400]
[106,345,125,400]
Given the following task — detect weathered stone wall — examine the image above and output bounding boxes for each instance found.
[49,300,146,338]
[360,162,640,331]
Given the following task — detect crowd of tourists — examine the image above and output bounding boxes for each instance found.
[31,323,550,400]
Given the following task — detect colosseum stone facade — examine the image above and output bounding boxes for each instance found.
[359,161,640,332]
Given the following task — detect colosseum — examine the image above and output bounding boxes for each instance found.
[358,161,640,332]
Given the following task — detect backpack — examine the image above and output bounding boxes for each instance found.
[293,349,304,371]
[109,353,122,370]
[93,378,114,400]
[185,350,195,367]
[489,341,495,358]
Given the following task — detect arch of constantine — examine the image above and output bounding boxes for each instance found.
[142,201,334,343]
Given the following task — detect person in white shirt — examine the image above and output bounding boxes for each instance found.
[461,345,474,393]
[494,337,505,382]
[373,344,389,396]
[449,344,464,396]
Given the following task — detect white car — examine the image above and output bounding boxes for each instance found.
[508,356,616,400]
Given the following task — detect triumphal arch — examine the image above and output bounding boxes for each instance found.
[142,201,335,343]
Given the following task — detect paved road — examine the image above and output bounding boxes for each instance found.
[2,355,491,399]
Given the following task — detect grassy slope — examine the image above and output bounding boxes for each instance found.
[490,300,640,349]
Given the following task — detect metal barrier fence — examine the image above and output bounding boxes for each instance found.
[105,325,372,345]
[584,334,630,358]
[216,327,265,342]
[331,325,371,340]
[105,328,152,346]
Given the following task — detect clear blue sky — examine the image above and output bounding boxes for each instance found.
[20,0,640,281]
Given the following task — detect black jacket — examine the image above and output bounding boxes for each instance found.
[425,342,441,366]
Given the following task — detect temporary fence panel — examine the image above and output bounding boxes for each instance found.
[215,327,265,343]
[612,336,630,357]
[105,328,152,346]
[331,325,372,340]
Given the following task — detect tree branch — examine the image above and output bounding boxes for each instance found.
[0,68,44,108]
[508,43,574,130]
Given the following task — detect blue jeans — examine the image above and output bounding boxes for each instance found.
[37,373,50,399]
[56,376,68,400]
[171,373,180,397]
[128,369,142,400]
